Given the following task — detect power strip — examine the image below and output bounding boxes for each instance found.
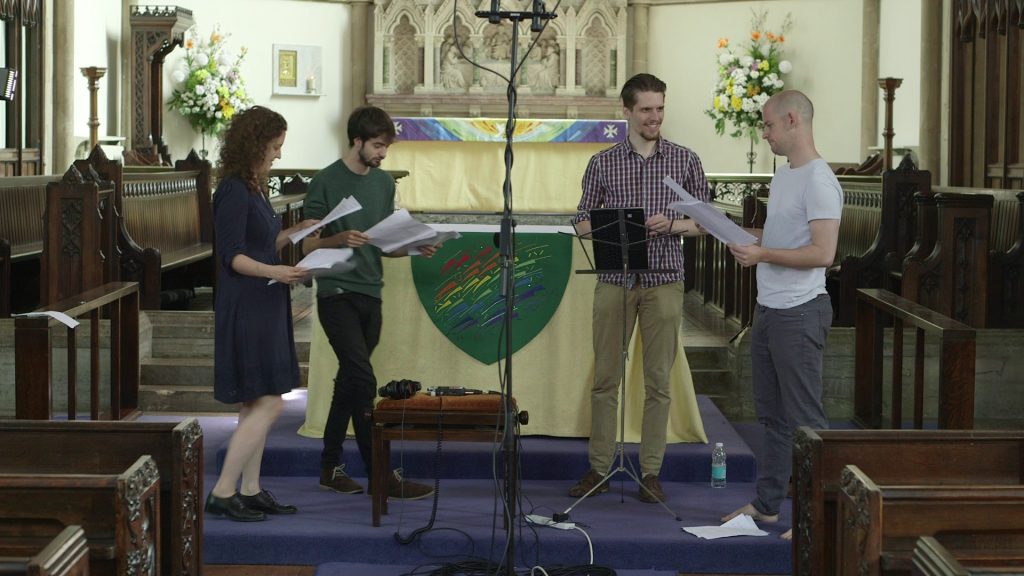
[525,514,576,530]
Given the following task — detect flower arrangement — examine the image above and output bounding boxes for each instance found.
[705,11,793,141]
[168,26,253,137]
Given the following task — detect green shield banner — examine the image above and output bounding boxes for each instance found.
[410,231,572,364]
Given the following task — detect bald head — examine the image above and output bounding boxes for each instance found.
[766,90,814,125]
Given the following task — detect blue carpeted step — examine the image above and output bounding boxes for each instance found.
[203,475,791,574]
[216,396,758,484]
[314,563,678,576]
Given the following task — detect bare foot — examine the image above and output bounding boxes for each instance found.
[781,529,792,540]
[721,503,779,523]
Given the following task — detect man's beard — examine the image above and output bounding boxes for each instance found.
[359,147,381,168]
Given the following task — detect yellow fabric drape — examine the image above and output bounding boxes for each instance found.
[389,141,610,213]
[299,239,708,444]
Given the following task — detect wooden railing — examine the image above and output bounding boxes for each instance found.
[853,288,976,430]
[14,281,140,420]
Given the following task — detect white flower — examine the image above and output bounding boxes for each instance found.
[742,98,760,112]
[171,69,186,88]
[750,70,760,79]
[195,53,209,67]
[195,85,206,96]
[718,52,734,66]
[739,55,754,68]
[779,60,792,74]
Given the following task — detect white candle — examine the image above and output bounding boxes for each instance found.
[306,76,316,93]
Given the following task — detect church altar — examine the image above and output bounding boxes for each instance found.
[299,225,708,444]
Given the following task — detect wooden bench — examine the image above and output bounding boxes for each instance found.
[0,418,203,576]
[0,455,160,576]
[371,393,520,527]
[902,193,993,328]
[78,147,213,310]
[792,427,1024,576]
[828,164,932,326]
[0,525,90,576]
[912,535,1024,575]
[0,174,60,315]
[837,464,1024,576]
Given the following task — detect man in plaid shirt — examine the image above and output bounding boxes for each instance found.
[570,73,711,505]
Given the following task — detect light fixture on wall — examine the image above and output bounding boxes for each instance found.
[0,68,18,100]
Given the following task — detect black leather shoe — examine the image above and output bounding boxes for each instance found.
[239,489,297,515]
[205,493,266,522]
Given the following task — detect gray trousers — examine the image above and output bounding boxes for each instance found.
[751,294,831,516]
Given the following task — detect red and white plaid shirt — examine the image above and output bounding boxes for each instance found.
[575,138,711,287]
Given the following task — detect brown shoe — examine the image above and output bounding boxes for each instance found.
[320,465,364,494]
[639,474,666,503]
[568,469,609,498]
[386,468,434,500]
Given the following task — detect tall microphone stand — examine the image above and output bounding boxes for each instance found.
[473,4,554,574]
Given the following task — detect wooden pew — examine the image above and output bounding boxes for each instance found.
[78,147,213,310]
[828,162,932,326]
[0,418,203,576]
[902,193,992,328]
[837,464,1024,576]
[791,427,1024,576]
[0,455,160,576]
[912,535,1024,575]
[0,525,90,576]
[984,191,1023,328]
[0,175,59,315]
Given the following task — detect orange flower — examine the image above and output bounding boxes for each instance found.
[751,31,761,41]
[778,35,785,43]
[210,31,221,44]
[767,32,776,41]
[717,37,729,48]
[185,39,194,49]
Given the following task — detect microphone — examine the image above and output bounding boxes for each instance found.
[531,0,546,32]
[488,0,501,24]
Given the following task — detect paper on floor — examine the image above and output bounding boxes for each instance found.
[682,514,769,539]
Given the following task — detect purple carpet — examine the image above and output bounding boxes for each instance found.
[158,394,792,573]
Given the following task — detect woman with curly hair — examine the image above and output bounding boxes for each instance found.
[204,105,319,521]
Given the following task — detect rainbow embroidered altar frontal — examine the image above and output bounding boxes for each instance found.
[410,231,572,364]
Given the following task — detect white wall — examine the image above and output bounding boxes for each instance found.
[68,0,927,176]
[879,0,921,150]
[72,0,350,168]
[649,0,865,173]
[159,0,350,168]
[73,0,120,147]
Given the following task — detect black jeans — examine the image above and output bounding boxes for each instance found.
[318,292,382,473]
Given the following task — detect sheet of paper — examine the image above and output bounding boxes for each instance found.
[12,310,80,329]
[663,176,759,246]
[364,209,437,253]
[288,196,363,244]
[402,230,462,256]
[268,248,355,285]
[682,514,770,540]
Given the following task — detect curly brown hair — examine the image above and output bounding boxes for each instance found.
[217,105,288,195]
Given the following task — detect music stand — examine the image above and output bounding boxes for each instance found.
[567,207,681,521]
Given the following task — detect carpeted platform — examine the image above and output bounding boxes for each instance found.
[313,563,680,576]
[174,393,792,573]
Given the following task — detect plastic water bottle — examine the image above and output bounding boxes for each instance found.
[711,442,727,488]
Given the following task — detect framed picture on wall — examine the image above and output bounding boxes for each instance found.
[272,44,322,96]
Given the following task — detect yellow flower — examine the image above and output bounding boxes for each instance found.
[222,103,235,119]
[731,95,742,111]
[714,96,722,111]
[759,60,769,71]
[210,31,222,44]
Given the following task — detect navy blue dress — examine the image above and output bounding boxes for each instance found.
[212,177,300,404]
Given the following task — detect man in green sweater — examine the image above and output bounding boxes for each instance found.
[302,106,434,499]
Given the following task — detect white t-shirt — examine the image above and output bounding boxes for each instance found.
[756,158,843,309]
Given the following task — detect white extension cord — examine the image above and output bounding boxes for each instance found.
[525,514,576,530]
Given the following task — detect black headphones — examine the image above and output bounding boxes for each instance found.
[378,379,422,400]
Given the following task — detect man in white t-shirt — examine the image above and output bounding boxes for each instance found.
[721,91,843,541]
